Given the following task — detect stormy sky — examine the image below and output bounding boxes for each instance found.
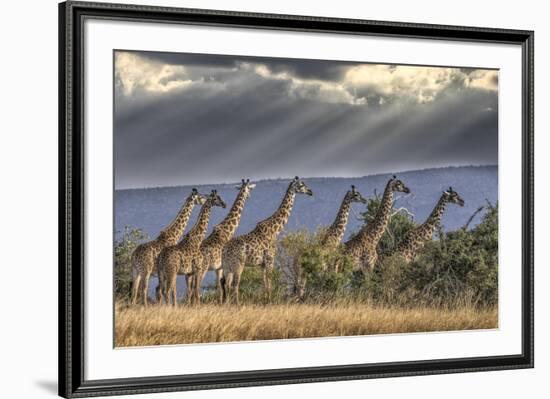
[114,50,498,189]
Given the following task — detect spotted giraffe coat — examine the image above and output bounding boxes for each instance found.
[222,177,313,304]
[192,180,254,304]
[321,185,367,249]
[130,189,204,306]
[396,188,464,262]
[343,177,410,272]
[157,191,226,305]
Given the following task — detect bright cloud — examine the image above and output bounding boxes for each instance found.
[344,65,497,104]
[115,52,196,95]
[465,70,499,91]
[115,51,497,108]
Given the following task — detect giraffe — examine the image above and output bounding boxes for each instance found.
[322,185,368,249]
[130,188,206,306]
[191,179,256,305]
[396,187,464,263]
[292,185,368,298]
[157,190,226,306]
[343,176,410,272]
[222,176,313,305]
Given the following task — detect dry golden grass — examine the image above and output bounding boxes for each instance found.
[115,302,497,347]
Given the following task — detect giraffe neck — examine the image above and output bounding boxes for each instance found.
[157,197,195,245]
[326,193,352,244]
[398,194,449,261]
[210,189,247,241]
[354,180,394,246]
[420,195,448,234]
[256,184,296,238]
[178,202,213,247]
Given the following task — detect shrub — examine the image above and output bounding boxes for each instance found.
[114,227,147,301]
[234,266,286,304]
[277,229,355,302]
[356,202,499,307]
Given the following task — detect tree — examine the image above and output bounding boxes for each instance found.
[114,227,147,301]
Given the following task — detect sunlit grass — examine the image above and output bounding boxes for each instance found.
[115,301,497,347]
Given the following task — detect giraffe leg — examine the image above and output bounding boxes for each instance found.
[215,268,224,305]
[194,273,200,305]
[162,267,172,306]
[359,251,370,275]
[142,271,151,307]
[263,252,275,303]
[155,283,161,305]
[233,268,243,306]
[166,284,172,306]
[131,273,141,306]
[369,252,379,272]
[162,277,168,305]
[192,260,202,305]
[157,284,164,305]
[185,274,193,305]
[262,267,273,304]
[183,274,188,304]
[166,282,172,306]
[223,272,234,305]
[194,268,206,306]
[189,273,196,305]
[156,268,164,305]
[171,278,177,306]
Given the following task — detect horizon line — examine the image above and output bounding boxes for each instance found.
[115,164,497,192]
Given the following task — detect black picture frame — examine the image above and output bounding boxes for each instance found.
[59,1,534,397]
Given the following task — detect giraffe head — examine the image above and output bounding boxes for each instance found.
[348,185,368,204]
[290,176,313,196]
[206,189,227,208]
[234,178,256,200]
[389,175,411,194]
[189,188,207,205]
[443,187,465,207]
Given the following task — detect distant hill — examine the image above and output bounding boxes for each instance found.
[115,165,497,242]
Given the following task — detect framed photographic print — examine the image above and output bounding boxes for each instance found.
[59,1,534,397]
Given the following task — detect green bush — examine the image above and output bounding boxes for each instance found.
[356,201,499,307]
[234,266,286,304]
[114,227,147,301]
[277,201,498,308]
[277,229,355,302]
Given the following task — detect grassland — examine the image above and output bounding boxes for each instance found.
[115,302,497,347]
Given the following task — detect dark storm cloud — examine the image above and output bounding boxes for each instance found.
[114,51,498,189]
[132,50,358,82]
[136,50,239,68]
